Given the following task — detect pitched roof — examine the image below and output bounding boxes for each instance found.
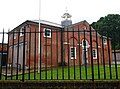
[31,20,63,28]
[8,20,63,32]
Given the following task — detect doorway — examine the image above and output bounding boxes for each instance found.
[82,39,89,64]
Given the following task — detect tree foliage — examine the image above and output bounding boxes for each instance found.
[91,14,120,49]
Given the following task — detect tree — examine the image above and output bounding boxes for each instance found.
[91,14,120,49]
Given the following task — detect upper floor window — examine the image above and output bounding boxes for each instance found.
[20,27,24,36]
[14,31,16,39]
[83,26,87,30]
[44,28,51,38]
[103,38,107,44]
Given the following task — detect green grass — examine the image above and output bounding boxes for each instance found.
[2,64,120,80]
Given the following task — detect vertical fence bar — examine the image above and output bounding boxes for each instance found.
[61,29,64,80]
[16,29,20,80]
[112,30,118,79]
[72,28,76,80]
[11,30,14,80]
[45,30,47,80]
[67,27,70,80]
[89,26,94,81]
[34,29,36,80]
[107,30,112,79]
[51,30,53,80]
[101,35,106,79]
[0,29,4,80]
[5,30,10,80]
[78,27,81,80]
[28,28,31,80]
[56,30,58,80]
[22,26,26,81]
[83,30,87,80]
[40,29,42,80]
[95,30,100,79]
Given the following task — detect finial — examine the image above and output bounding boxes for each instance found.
[65,6,68,13]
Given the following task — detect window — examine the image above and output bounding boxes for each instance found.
[44,28,51,38]
[83,26,87,30]
[20,27,24,36]
[14,31,16,39]
[93,49,97,59]
[103,38,107,44]
[82,39,89,47]
[70,47,76,59]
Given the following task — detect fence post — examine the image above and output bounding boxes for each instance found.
[0,29,4,80]
[89,26,94,81]
[5,30,10,80]
[22,26,26,82]
[61,28,64,80]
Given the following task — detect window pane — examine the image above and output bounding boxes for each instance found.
[44,28,51,37]
[70,47,76,59]
[45,30,50,36]
[93,49,97,59]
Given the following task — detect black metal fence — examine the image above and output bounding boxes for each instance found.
[0,28,120,81]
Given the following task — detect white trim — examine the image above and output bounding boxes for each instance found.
[82,39,89,47]
[93,49,97,59]
[32,20,62,28]
[70,47,76,59]
[103,38,107,45]
[43,28,51,38]
[14,31,16,39]
[77,44,82,46]
[87,45,90,48]
[20,26,24,37]
[98,46,101,48]
[64,42,70,45]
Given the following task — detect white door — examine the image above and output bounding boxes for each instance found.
[82,47,88,64]
[19,43,27,69]
[82,39,89,64]
[13,46,17,67]
[13,43,27,69]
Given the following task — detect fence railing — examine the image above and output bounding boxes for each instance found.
[0,28,120,81]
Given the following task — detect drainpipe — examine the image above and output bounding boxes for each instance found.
[38,0,41,73]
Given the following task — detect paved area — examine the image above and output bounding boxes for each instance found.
[1,66,32,77]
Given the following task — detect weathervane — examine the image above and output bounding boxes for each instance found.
[65,6,68,13]
[61,0,72,20]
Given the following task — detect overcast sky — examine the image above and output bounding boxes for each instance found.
[0,0,120,32]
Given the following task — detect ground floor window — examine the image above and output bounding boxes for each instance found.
[93,49,97,59]
[70,47,76,59]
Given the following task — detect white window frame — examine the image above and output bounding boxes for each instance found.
[44,28,51,38]
[14,31,16,39]
[82,39,89,47]
[103,38,107,44]
[93,49,97,59]
[70,47,76,59]
[20,27,24,36]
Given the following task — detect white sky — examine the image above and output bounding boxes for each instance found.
[0,0,120,42]
[0,0,120,31]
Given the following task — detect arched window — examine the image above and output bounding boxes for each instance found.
[82,39,89,47]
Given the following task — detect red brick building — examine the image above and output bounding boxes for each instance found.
[8,13,112,69]
[0,43,7,66]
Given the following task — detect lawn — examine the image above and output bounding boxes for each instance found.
[2,64,120,80]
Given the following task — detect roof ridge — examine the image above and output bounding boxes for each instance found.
[30,19,61,26]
